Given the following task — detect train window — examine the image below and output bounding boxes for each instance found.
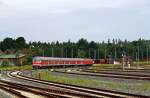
[33,58,41,62]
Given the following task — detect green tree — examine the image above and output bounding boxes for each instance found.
[0,37,15,51]
[15,37,27,49]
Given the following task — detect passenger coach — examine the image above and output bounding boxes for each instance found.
[32,56,93,68]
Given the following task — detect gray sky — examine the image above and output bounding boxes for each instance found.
[0,0,150,42]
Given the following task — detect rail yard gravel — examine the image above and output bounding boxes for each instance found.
[28,69,150,97]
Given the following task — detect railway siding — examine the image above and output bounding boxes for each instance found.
[30,69,150,97]
[7,71,106,98]
[15,70,150,98]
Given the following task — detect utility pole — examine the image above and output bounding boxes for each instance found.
[97,48,99,59]
[120,44,124,70]
[115,47,117,60]
[136,49,138,69]
[138,45,140,69]
[147,45,149,64]
[52,48,54,57]
[78,49,80,58]
[16,51,19,66]
[61,48,63,58]
[122,54,125,71]
[141,49,143,60]
[135,45,139,69]
[65,48,67,58]
[104,46,106,59]
[94,50,96,60]
[89,48,91,58]
[71,48,73,58]
[43,48,44,57]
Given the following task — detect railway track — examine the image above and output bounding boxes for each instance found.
[55,70,150,80]
[0,85,28,98]
[9,71,150,98]
[86,68,150,73]
[8,71,106,98]
[83,69,150,77]
[85,68,150,73]
[0,79,71,98]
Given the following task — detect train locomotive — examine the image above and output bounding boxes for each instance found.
[32,56,93,69]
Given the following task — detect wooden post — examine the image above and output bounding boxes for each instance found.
[38,73,41,80]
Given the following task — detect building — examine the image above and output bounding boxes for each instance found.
[0,54,25,66]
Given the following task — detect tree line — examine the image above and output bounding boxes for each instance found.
[0,37,150,62]
[0,37,27,51]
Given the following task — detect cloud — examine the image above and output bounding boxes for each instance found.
[1,0,149,11]
[0,0,149,16]
[0,1,4,6]
[0,0,150,42]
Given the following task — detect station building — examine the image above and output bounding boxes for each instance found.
[0,54,25,66]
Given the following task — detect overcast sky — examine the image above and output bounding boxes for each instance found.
[0,0,150,42]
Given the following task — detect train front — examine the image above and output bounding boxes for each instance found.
[32,57,42,69]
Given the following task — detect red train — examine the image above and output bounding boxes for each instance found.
[94,59,106,64]
[32,56,93,68]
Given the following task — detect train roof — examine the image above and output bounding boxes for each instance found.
[33,56,91,61]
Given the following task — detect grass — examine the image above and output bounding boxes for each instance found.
[90,61,150,70]
[33,71,101,87]
[32,70,150,94]
[89,64,121,70]
[135,61,150,65]
[0,65,32,71]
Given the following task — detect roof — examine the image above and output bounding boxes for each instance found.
[33,56,90,61]
[0,54,25,59]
